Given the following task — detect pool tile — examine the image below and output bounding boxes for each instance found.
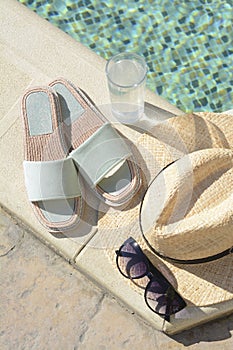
[18,0,233,113]
[0,0,180,264]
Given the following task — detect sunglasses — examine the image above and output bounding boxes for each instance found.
[115,237,186,322]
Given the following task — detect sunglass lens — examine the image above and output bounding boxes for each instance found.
[117,240,148,279]
[145,279,186,317]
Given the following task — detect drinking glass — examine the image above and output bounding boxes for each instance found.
[106,52,147,123]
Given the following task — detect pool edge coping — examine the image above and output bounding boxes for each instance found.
[2,0,233,335]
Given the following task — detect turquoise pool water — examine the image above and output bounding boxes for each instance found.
[18,0,233,113]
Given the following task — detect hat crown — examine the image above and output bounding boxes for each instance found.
[141,148,233,261]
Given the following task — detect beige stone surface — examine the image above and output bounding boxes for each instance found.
[76,240,233,336]
[0,207,103,349]
[1,0,233,341]
[1,207,233,349]
[0,0,181,261]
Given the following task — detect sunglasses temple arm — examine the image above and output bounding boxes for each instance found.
[115,250,137,259]
[164,301,171,322]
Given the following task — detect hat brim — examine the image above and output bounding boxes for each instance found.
[140,148,233,262]
[96,112,233,309]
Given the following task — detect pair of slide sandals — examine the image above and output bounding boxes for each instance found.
[22,78,141,232]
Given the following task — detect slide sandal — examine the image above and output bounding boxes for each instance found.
[22,86,82,232]
[49,78,141,207]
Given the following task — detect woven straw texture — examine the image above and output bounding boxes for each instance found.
[142,148,233,260]
[49,78,141,205]
[97,112,233,307]
[22,87,82,231]
[51,79,106,150]
[22,87,68,162]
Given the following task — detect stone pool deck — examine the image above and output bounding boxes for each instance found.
[1,205,233,349]
[0,0,233,348]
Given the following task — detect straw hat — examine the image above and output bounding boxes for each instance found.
[95,112,233,308]
[140,147,233,262]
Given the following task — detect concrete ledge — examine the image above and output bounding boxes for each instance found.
[3,0,231,336]
[76,245,233,335]
[0,0,181,260]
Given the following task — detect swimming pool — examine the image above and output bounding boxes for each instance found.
[18,0,233,113]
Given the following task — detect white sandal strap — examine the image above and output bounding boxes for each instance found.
[70,123,132,187]
[23,158,81,201]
